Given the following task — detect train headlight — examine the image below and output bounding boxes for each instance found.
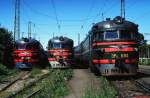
[26,57,31,60]
[104,24,111,28]
[100,48,105,52]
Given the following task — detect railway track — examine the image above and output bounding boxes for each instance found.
[109,72,150,98]
[138,68,150,75]
[25,88,42,98]
[112,79,150,98]
[0,71,30,92]
[135,80,150,93]
[0,69,50,98]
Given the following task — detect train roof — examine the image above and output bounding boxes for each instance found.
[15,37,40,45]
[91,16,138,32]
[48,36,73,44]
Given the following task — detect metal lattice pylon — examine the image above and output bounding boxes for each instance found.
[121,0,125,19]
[14,0,20,41]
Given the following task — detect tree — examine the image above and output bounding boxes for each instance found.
[0,28,14,68]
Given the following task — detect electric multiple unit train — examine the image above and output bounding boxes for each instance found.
[74,16,144,76]
[12,16,144,76]
[13,38,48,69]
[47,36,74,68]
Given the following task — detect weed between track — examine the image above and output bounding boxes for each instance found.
[82,77,117,98]
[14,69,73,98]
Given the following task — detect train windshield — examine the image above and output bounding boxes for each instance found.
[53,43,61,48]
[15,44,26,49]
[62,44,72,49]
[104,31,119,40]
[119,31,132,39]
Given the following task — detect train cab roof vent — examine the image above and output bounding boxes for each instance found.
[22,38,29,42]
[106,18,111,21]
[113,16,124,24]
[59,36,64,41]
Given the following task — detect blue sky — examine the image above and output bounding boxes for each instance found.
[1,0,150,49]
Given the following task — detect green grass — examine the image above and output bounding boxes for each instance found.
[14,69,73,98]
[29,68,42,78]
[0,63,19,82]
[82,77,117,98]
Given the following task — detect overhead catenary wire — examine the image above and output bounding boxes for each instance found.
[12,0,149,40]
[81,0,96,26]
[134,10,150,21]
[91,0,108,23]
[50,0,61,34]
[22,0,55,20]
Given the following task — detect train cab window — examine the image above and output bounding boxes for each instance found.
[93,32,104,41]
[48,42,53,49]
[63,43,73,49]
[17,44,26,49]
[33,44,39,50]
[104,31,119,40]
[26,45,32,50]
[62,44,69,49]
[120,31,132,39]
[14,44,18,49]
[53,43,61,48]
[132,33,139,40]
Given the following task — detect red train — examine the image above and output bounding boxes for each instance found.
[13,38,48,69]
[47,36,73,68]
[74,16,144,76]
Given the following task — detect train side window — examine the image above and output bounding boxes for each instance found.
[93,32,104,41]
[98,32,104,40]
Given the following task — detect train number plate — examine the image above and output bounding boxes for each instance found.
[111,53,129,58]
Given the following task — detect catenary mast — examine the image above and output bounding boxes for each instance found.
[14,0,20,41]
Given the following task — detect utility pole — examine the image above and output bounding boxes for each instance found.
[28,21,32,38]
[102,13,104,21]
[78,33,80,45]
[21,32,24,38]
[121,0,125,19]
[14,0,20,41]
[58,25,61,34]
[53,32,55,38]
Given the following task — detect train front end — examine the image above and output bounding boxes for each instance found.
[92,16,143,76]
[48,36,73,68]
[13,38,39,69]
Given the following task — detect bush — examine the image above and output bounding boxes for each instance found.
[0,28,14,68]
[0,63,8,75]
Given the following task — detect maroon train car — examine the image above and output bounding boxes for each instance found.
[47,36,73,68]
[13,38,47,69]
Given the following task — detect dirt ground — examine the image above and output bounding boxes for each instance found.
[65,69,101,98]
